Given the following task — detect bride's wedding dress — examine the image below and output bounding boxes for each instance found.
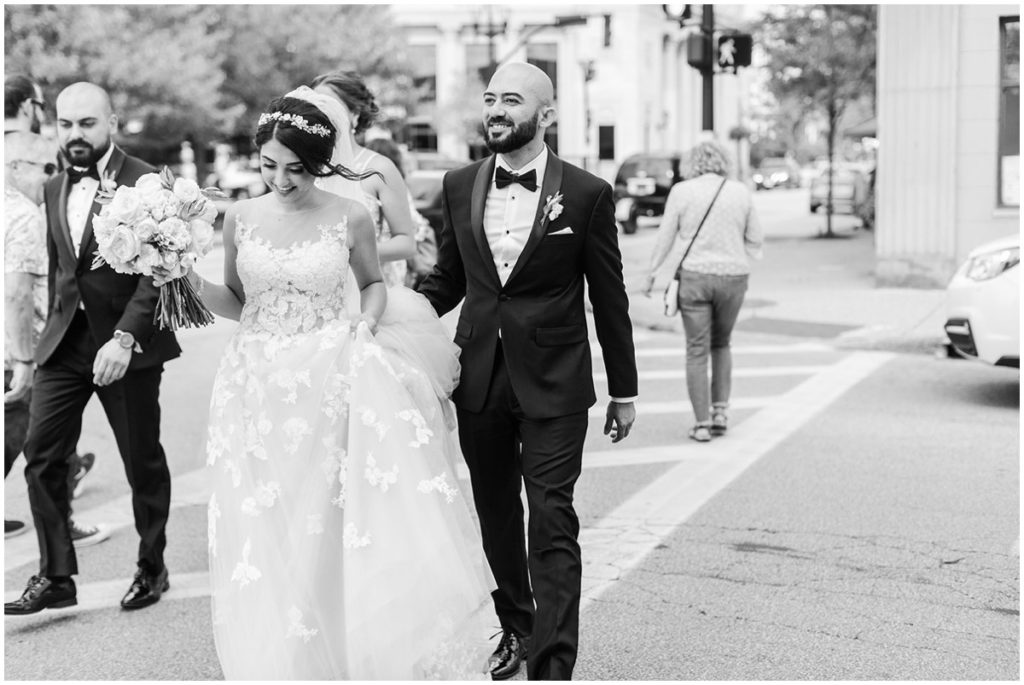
[206,214,493,680]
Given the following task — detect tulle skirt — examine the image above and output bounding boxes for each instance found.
[206,295,493,680]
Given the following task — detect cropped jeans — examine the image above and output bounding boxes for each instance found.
[677,270,749,424]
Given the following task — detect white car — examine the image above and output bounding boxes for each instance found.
[944,234,1020,368]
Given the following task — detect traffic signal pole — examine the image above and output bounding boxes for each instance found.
[701,4,714,132]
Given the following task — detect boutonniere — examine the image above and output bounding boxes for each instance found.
[541,191,564,228]
[97,171,118,202]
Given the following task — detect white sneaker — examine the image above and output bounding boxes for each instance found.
[69,520,110,548]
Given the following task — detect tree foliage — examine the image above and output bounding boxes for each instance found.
[4,5,413,161]
[754,5,876,234]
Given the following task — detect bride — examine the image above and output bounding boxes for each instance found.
[170,90,493,680]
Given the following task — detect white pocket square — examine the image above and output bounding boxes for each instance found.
[548,227,574,236]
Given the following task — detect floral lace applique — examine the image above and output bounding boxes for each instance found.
[364,453,399,492]
[342,522,371,549]
[231,538,262,588]
[281,417,312,454]
[306,514,324,536]
[397,408,433,447]
[359,407,390,442]
[241,480,281,516]
[417,473,460,504]
[285,606,320,643]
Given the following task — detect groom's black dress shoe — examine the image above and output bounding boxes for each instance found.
[489,629,527,680]
[120,566,169,610]
[5,575,77,615]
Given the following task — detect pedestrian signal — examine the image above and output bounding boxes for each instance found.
[717,34,752,72]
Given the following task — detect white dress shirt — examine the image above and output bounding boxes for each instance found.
[66,144,114,257]
[484,147,547,286]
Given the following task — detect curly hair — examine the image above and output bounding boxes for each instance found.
[310,71,380,135]
[684,140,733,179]
[254,96,377,182]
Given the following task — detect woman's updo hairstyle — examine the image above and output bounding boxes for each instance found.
[254,96,374,182]
[310,71,380,135]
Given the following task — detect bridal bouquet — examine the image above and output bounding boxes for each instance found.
[91,166,224,330]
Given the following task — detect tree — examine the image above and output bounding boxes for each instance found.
[756,5,876,237]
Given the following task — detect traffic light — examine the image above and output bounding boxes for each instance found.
[717,33,752,72]
[687,32,713,70]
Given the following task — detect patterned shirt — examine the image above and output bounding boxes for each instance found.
[649,173,764,280]
[4,185,48,369]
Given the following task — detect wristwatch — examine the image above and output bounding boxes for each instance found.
[113,330,143,353]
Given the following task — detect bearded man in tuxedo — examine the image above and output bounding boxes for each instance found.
[418,62,638,680]
[5,82,180,616]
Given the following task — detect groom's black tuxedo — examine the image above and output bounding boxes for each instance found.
[24,145,179,579]
[419,148,637,680]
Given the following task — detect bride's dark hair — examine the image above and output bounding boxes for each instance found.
[254,96,378,181]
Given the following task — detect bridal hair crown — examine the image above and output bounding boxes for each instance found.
[257,111,332,138]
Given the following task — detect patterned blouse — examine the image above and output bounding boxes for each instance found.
[648,173,764,280]
[4,186,48,368]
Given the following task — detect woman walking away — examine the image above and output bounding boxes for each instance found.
[643,140,764,442]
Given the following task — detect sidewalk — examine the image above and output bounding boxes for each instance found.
[618,212,948,355]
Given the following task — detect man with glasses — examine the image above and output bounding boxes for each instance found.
[3,130,107,547]
[4,74,46,135]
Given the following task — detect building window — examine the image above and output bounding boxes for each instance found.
[598,125,615,160]
[407,44,437,103]
[999,16,1019,207]
[526,43,558,93]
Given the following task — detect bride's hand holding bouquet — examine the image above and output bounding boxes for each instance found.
[91,166,224,330]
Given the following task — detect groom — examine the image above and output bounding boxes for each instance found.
[418,62,638,680]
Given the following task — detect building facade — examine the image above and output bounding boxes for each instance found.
[876,5,1019,287]
[389,4,754,183]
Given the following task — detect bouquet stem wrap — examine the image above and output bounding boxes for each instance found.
[156,276,215,330]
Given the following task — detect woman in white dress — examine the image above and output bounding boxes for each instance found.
[176,92,494,680]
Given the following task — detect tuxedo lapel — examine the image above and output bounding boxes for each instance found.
[54,174,76,261]
[77,146,125,268]
[469,156,501,286]
[505,149,563,286]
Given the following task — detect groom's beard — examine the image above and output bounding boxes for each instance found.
[485,112,540,154]
[61,138,110,167]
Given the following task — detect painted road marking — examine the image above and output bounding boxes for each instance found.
[593,341,833,359]
[594,365,830,382]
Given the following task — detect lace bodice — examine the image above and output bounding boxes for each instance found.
[235,218,350,336]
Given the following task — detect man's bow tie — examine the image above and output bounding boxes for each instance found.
[495,167,538,192]
[67,165,100,185]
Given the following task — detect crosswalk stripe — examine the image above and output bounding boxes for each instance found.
[588,397,767,419]
[579,351,894,610]
[593,341,833,358]
[595,365,829,382]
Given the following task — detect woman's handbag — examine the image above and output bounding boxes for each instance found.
[662,177,728,317]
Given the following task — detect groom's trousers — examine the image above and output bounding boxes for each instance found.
[457,339,588,680]
[23,309,171,577]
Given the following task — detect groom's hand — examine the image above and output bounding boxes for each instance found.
[603,401,636,443]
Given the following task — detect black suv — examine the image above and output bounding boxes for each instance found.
[612,153,684,234]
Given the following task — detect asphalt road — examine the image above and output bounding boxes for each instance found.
[4,188,1018,680]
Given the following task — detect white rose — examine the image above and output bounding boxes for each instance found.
[134,216,159,241]
[134,173,165,205]
[135,243,162,275]
[158,217,191,251]
[189,219,215,255]
[173,177,201,203]
[179,252,196,270]
[106,225,142,266]
[106,186,144,225]
[199,199,219,224]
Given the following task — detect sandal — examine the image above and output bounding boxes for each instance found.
[710,408,728,436]
[688,424,712,442]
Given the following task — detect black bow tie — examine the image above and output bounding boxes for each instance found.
[67,165,100,184]
[495,167,538,192]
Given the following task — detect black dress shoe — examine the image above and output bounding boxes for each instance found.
[489,629,527,680]
[5,575,77,615]
[120,566,169,610]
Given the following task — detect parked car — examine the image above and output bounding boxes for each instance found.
[612,152,684,234]
[944,234,1020,368]
[406,169,447,233]
[752,157,800,190]
[809,165,869,214]
[403,151,464,177]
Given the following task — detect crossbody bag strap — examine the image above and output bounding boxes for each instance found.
[676,176,727,272]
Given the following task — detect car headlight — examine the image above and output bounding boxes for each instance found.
[964,247,1020,281]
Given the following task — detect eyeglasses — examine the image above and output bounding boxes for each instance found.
[11,159,57,176]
